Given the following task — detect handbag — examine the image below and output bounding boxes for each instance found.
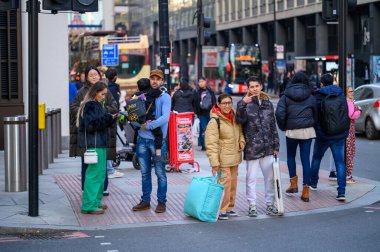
[83,129,98,164]
[183,174,224,222]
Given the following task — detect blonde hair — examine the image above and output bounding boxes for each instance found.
[76,81,108,128]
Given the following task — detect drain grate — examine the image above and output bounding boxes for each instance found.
[18,231,90,241]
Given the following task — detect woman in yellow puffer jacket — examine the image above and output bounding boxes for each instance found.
[205,93,245,221]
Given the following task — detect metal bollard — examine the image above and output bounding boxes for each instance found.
[46,109,54,164]
[51,109,58,159]
[38,129,45,174]
[57,108,62,154]
[4,116,28,192]
[43,112,49,169]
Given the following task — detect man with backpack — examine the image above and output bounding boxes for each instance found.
[194,77,217,151]
[310,74,350,201]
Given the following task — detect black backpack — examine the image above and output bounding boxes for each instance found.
[320,94,350,135]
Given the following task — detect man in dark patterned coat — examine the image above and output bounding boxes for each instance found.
[236,76,280,217]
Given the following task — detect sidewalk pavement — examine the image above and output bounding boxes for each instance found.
[0,146,379,233]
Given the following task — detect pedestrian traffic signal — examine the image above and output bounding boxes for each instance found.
[199,14,212,45]
[0,0,19,11]
[322,0,338,21]
[42,0,98,13]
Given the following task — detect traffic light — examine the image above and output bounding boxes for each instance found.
[322,0,338,21]
[42,0,71,12]
[199,14,212,45]
[42,0,98,13]
[0,0,19,11]
[72,0,98,13]
[348,0,357,13]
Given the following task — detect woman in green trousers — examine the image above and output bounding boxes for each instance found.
[77,81,118,214]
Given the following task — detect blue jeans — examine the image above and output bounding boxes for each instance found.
[107,160,115,175]
[198,115,210,148]
[81,157,108,191]
[136,137,167,203]
[286,137,312,185]
[310,138,346,195]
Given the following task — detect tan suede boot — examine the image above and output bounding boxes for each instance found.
[286,176,298,193]
[301,185,310,202]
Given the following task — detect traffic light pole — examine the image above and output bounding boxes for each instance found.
[158,0,171,92]
[27,0,39,217]
[338,0,347,94]
[197,0,202,81]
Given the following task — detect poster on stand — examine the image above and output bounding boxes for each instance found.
[176,117,193,161]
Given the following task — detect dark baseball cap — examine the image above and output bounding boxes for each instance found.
[149,69,164,79]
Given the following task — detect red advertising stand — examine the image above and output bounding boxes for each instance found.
[168,112,200,172]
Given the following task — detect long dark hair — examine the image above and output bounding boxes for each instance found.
[179,80,191,90]
[76,81,108,127]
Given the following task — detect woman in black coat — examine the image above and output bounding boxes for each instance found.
[171,80,196,113]
[77,81,117,214]
[275,72,317,202]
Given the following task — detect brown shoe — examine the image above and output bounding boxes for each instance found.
[132,201,150,211]
[99,204,108,210]
[301,185,310,202]
[155,202,166,213]
[286,176,298,193]
[80,208,105,215]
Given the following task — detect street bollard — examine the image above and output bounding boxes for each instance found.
[46,109,54,164]
[4,116,28,192]
[57,108,62,154]
[38,104,46,174]
[51,109,58,159]
[43,111,49,169]
[38,130,44,175]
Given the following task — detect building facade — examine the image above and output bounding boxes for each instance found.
[0,0,114,150]
[121,0,380,85]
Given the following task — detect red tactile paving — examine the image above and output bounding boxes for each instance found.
[55,171,349,227]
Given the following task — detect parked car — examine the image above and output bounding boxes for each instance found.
[354,84,380,139]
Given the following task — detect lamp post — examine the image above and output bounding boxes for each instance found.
[158,0,171,92]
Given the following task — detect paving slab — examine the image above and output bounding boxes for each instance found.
[0,144,378,232]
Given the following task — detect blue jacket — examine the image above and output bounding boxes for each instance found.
[315,85,349,141]
[138,88,171,140]
[69,82,77,105]
[275,83,317,131]
[78,101,114,149]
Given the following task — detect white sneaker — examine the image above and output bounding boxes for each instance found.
[108,171,124,179]
[248,205,258,217]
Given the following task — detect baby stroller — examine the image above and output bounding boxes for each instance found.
[112,112,140,170]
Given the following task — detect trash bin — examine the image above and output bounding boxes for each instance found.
[4,116,28,192]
